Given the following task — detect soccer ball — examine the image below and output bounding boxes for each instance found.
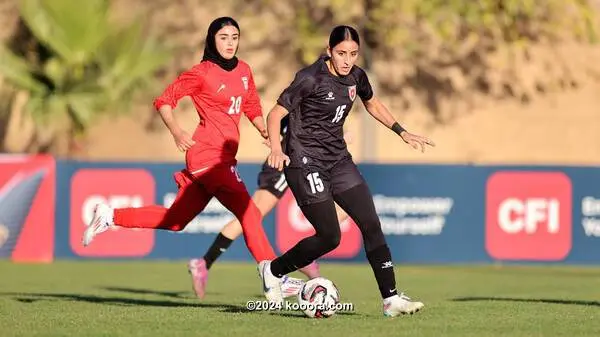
[297,277,340,318]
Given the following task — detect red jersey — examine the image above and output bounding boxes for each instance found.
[154,60,262,174]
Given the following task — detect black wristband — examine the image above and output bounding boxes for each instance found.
[391,122,406,136]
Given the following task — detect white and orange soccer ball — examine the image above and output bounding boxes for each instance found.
[296,277,340,318]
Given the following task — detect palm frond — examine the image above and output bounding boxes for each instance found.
[0,45,46,94]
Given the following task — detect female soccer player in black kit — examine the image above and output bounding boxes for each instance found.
[258,25,434,317]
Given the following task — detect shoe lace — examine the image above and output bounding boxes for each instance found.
[399,292,412,301]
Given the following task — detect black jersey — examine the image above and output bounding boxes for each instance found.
[277,56,373,169]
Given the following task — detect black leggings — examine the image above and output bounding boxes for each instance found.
[272,183,387,271]
[270,183,398,298]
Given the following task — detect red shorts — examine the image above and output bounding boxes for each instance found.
[114,163,276,262]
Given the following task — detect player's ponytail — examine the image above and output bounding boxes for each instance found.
[328,25,360,49]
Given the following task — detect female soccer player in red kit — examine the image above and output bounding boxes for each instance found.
[82,17,278,267]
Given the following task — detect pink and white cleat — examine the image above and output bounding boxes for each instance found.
[188,258,209,299]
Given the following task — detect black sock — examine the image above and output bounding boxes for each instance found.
[366,245,398,299]
[203,233,233,269]
[269,254,302,278]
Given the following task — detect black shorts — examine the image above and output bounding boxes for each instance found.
[257,161,288,198]
[284,156,365,207]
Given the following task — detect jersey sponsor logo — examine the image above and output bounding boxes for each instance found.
[0,155,55,262]
[70,169,155,257]
[241,76,248,90]
[325,91,335,100]
[348,85,356,102]
[485,171,572,261]
[217,84,226,93]
[275,190,362,258]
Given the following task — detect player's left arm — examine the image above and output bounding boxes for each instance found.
[363,96,435,153]
[356,67,434,152]
[241,69,268,139]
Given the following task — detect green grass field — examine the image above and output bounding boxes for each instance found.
[1,261,599,337]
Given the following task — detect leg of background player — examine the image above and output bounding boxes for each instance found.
[189,189,322,299]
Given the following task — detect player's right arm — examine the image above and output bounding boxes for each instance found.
[267,72,316,170]
[157,105,196,152]
[153,65,205,152]
[266,105,289,171]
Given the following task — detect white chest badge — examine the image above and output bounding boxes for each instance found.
[348,85,357,102]
[241,76,248,90]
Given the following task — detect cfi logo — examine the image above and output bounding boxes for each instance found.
[241,76,248,90]
[485,171,572,261]
[348,85,356,102]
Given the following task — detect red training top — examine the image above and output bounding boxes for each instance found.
[154,60,262,174]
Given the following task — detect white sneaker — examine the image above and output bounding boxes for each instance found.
[281,275,305,298]
[258,260,284,305]
[82,203,114,246]
[383,293,424,317]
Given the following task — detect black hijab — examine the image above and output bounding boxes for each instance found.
[202,17,240,71]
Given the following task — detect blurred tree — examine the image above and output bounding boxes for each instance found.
[256,0,598,123]
[0,0,169,156]
[363,0,599,122]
